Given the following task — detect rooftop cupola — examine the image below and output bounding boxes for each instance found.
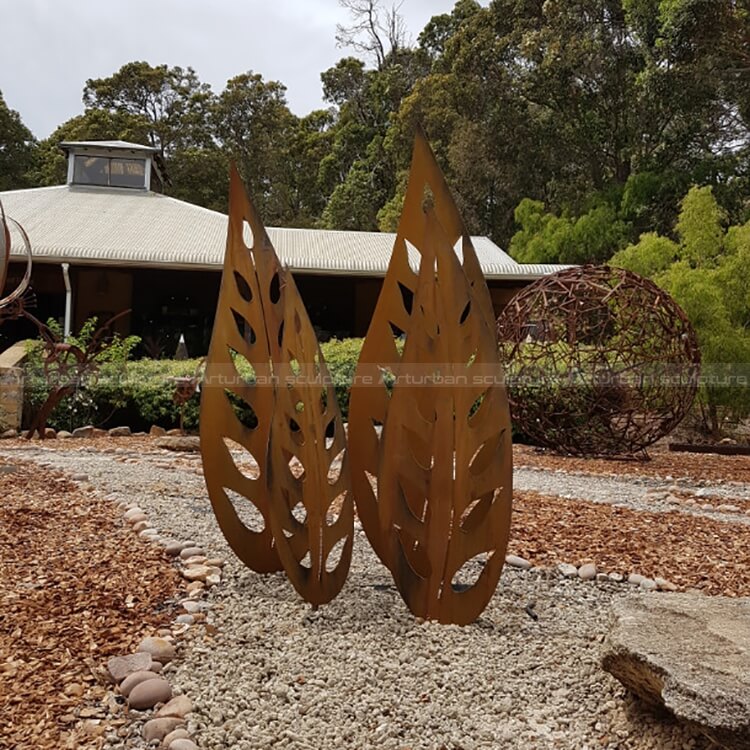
[61,140,167,192]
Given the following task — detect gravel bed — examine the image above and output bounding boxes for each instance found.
[515,466,750,525]
[2,444,713,749]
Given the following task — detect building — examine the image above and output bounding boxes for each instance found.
[0,140,568,355]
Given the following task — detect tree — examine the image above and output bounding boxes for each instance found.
[335,0,408,70]
[212,72,297,224]
[612,185,750,436]
[0,90,37,190]
[166,147,229,213]
[318,49,428,231]
[83,62,214,156]
[509,199,629,265]
[675,186,726,265]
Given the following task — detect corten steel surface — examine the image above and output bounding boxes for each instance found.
[200,167,286,574]
[348,129,513,624]
[496,265,701,458]
[200,168,353,604]
[0,200,33,322]
[266,270,353,605]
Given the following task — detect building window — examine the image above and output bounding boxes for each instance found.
[73,155,147,189]
[110,158,146,188]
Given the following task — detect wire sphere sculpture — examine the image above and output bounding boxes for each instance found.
[496,265,700,458]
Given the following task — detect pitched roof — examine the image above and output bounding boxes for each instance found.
[0,185,570,280]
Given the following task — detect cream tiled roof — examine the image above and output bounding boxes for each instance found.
[0,185,570,280]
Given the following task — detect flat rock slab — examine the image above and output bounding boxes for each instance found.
[155,436,201,452]
[107,652,152,683]
[602,593,750,748]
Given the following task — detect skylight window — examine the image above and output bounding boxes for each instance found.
[73,155,147,189]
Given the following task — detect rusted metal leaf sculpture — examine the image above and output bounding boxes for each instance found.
[201,168,353,604]
[349,128,513,624]
[266,271,353,605]
[201,167,286,574]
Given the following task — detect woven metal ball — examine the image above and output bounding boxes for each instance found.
[496,265,700,458]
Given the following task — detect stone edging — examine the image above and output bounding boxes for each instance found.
[504,554,679,592]
[100,496,227,750]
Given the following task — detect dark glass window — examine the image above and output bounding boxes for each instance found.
[73,156,110,186]
[110,158,146,187]
[72,155,147,188]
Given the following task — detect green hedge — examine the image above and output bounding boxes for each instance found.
[23,339,366,432]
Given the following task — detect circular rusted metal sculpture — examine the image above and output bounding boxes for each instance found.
[497,265,700,458]
[0,200,33,323]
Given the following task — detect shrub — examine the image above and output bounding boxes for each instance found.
[23,338,366,431]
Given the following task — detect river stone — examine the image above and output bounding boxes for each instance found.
[180,547,205,560]
[156,694,193,718]
[505,555,532,570]
[578,563,597,580]
[108,426,132,437]
[72,425,95,438]
[142,716,185,742]
[128,677,172,709]
[137,636,176,663]
[182,565,211,582]
[119,670,161,697]
[107,652,152,682]
[155,436,201,452]
[162,728,191,747]
[169,740,199,750]
[602,593,750,749]
[558,563,578,578]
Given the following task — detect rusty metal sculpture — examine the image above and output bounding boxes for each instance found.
[24,310,132,439]
[200,168,353,605]
[170,358,206,434]
[0,200,33,323]
[496,265,700,458]
[348,129,513,625]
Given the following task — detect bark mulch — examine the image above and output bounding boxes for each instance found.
[514,444,750,485]
[0,459,181,749]
[509,490,750,597]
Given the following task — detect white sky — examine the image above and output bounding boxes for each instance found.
[1,0,471,139]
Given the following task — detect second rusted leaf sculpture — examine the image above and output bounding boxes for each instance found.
[349,130,513,625]
[201,168,353,605]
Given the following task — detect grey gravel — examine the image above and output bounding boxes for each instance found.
[515,466,750,525]
[3,444,716,749]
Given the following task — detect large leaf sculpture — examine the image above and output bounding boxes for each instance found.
[348,129,513,624]
[201,167,283,573]
[201,168,353,604]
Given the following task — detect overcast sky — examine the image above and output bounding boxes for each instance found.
[1,0,470,139]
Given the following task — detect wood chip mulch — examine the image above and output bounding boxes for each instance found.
[514,444,750,484]
[0,460,181,749]
[509,490,750,597]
